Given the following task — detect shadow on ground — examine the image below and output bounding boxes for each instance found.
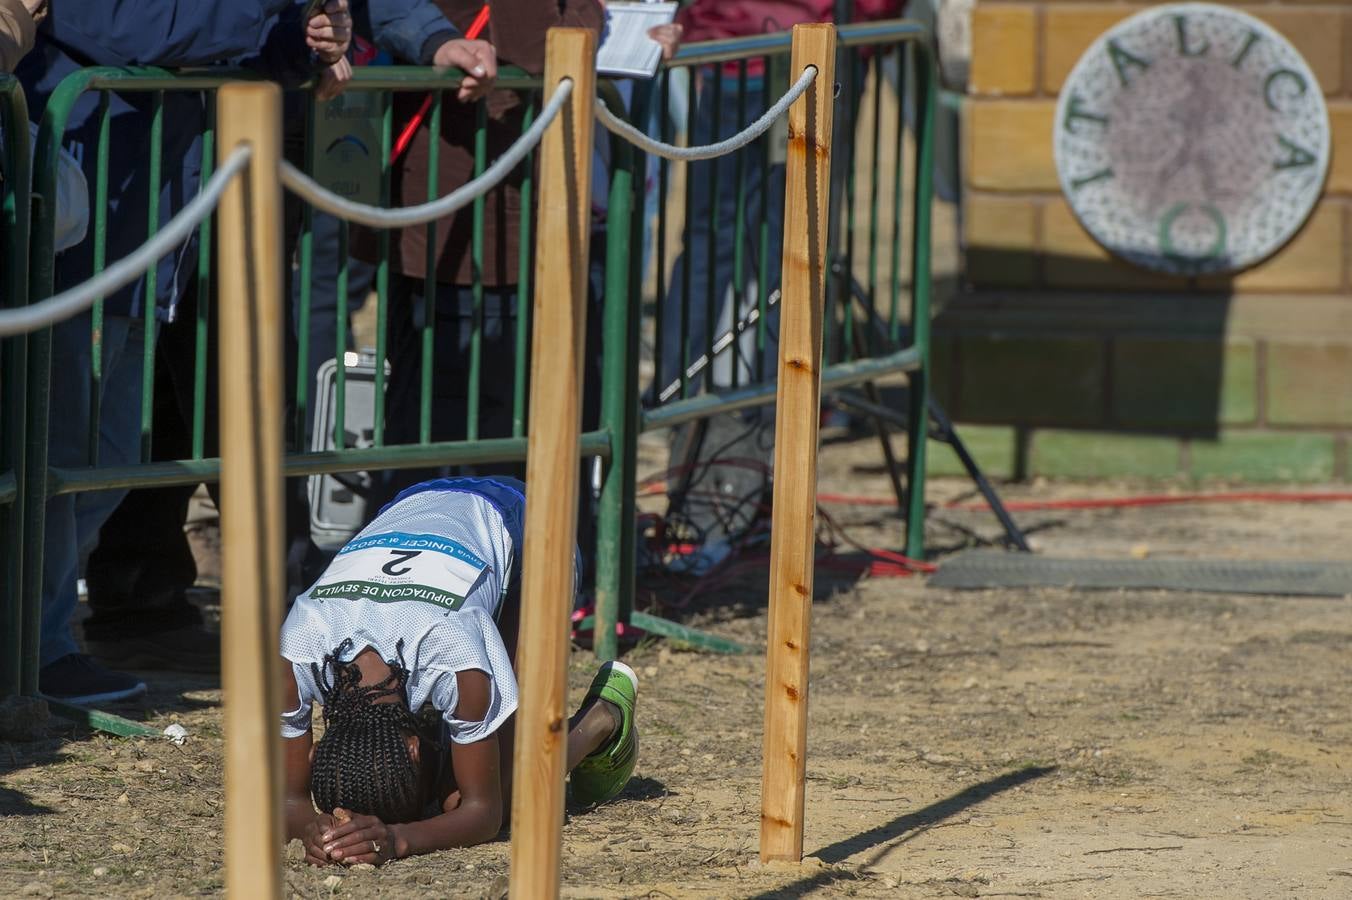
[743,765,1058,900]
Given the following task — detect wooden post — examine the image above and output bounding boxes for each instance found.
[760,23,836,864]
[217,82,286,900]
[509,28,596,900]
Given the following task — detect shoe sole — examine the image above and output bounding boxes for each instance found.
[41,682,148,707]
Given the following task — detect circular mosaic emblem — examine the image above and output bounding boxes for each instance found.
[1053,3,1330,275]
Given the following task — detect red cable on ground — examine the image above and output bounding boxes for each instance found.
[816,489,1352,513]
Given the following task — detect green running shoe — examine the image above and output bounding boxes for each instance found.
[570,661,639,807]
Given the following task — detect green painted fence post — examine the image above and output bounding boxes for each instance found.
[904,44,936,560]
[594,89,638,662]
[1,76,31,699]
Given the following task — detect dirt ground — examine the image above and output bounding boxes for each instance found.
[2,431,1351,899]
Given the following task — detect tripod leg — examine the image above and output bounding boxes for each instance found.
[928,400,1031,552]
[861,381,907,513]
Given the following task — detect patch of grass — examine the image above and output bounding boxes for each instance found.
[1237,747,1305,772]
[1243,748,1279,768]
[1007,758,1053,772]
[647,718,686,739]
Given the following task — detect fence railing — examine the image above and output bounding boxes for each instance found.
[1,74,31,700]
[13,65,609,725]
[590,20,937,658]
[4,18,937,698]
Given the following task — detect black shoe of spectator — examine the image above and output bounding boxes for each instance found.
[39,654,148,706]
[85,625,221,674]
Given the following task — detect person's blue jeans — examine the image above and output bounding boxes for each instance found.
[656,72,786,400]
[40,313,149,665]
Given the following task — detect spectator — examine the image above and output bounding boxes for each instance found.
[653,0,900,399]
[83,0,498,678]
[365,0,604,488]
[16,0,351,705]
[0,0,42,72]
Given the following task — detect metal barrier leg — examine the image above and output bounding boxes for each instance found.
[1,77,31,705]
[594,120,636,663]
[592,89,748,660]
[217,81,285,900]
[510,29,596,900]
[862,380,908,510]
[761,23,836,865]
[19,327,50,698]
[903,45,936,562]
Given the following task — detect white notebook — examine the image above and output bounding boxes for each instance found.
[596,1,679,78]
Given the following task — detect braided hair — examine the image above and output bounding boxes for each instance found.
[310,639,426,823]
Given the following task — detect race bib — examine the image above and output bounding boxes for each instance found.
[310,531,489,611]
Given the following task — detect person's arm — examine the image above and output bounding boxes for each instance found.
[317,668,505,863]
[359,0,495,102]
[281,663,337,865]
[0,0,41,73]
[242,0,351,87]
[39,0,295,67]
[359,0,459,65]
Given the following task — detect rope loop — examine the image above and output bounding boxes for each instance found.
[279,77,574,229]
[594,66,817,162]
[0,144,253,338]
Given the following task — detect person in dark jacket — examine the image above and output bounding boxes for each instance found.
[15,0,351,705]
[360,0,604,527]
[80,1,495,681]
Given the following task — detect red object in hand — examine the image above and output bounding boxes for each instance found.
[391,5,491,163]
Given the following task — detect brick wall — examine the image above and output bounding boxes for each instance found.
[941,1,1352,481]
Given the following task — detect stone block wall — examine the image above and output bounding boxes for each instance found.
[939,1,1352,481]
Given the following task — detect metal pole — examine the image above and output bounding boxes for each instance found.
[1,78,31,699]
[904,46,936,560]
[594,103,637,662]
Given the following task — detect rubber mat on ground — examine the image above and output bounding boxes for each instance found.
[930,551,1352,597]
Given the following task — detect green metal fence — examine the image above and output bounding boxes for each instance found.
[2,74,31,701]
[4,19,937,720]
[15,66,611,727]
[590,21,937,659]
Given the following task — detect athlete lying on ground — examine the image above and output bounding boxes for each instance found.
[278,475,639,865]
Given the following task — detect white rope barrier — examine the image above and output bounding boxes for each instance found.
[0,144,253,338]
[1,64,805,339]
[280,77,574,228]
[595,66,817,162]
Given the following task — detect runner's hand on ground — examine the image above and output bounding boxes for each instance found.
[301,813,338,866]
[321,807,398,865]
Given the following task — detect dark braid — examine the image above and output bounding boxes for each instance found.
[310,639,425,823]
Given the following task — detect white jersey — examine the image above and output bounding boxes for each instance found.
[280,487,519,745]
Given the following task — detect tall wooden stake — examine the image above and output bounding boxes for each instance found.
[217,81,286,900]
[760,23,837,864]
[509,27,596,900]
